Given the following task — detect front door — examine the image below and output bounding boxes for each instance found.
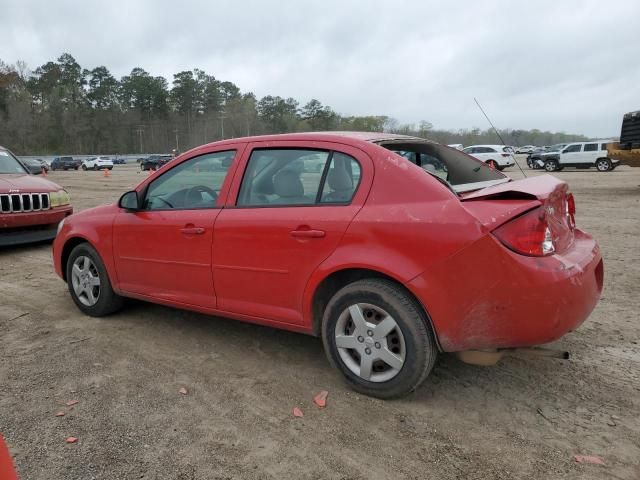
[113,149,237,308]
[560,143,583,165]
[213,143,370,325]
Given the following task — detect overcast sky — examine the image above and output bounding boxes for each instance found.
[2,0,639,137]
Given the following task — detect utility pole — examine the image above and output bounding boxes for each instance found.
[135,125,145,153]
[219,114,226,139]
[173,128,179,152]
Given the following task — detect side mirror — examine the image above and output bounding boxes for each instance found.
[119,190,140,211]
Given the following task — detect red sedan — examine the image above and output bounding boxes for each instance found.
[53,133,603,398]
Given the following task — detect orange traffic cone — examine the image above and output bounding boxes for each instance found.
[103,168,110,178]
[41,166,47,176]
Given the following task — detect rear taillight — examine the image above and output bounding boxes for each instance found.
[493,207,555,256]
[501,153,510,157]
[566,193,576,229]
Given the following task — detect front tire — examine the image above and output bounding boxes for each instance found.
[66,243,124,317]
[596,158,612,172]
[486,159,498,169]
[321,279,437,399]
[82,165,87,170]
[544,159,558,172]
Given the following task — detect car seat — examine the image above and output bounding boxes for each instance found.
[323,167,353,202]
[272,169,309,204]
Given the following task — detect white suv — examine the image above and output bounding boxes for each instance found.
[542,141,619,172]
[82,156,114,171]
[462,145,515,170]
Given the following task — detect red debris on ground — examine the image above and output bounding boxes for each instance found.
[55,411,65,417]
[313,390,329,408]
[178,387,188,395]
[292,407,304,418]
[574,455,605,465]
[65,437,78,444]
[65,400,78,407]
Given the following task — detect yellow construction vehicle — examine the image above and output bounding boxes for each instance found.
[607,110,640,167]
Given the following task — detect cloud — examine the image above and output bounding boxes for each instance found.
[2,0,639,136]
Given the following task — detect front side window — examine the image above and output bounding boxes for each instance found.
[584,143,597,152]
[144,150,235,210]
[0,149,27,174]
[564,144,582,153]
[237,149,361,206]
[600,143,608,151]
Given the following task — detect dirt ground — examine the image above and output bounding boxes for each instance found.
[1,159,639,480]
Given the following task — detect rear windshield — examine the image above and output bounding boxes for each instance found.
[0,149,28,174]
[377,141,509,194]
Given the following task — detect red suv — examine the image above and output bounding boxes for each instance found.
[53,133,603,398]
[1,146,73,246]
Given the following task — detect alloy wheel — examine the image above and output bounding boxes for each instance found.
[71,255,101,306]
[334,303,406,382]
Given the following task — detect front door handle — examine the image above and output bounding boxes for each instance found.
[290,229,326,238]
[180,226,205,235]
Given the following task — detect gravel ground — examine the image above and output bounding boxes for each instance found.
[1,159,639,479]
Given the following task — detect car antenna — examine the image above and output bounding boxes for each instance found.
[474,97,527,178]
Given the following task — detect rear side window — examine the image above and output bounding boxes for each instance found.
[237,149,361,206]
[564,145,582,153]
[584,143,598,152]
[484,147,497,153]
[320,153,361,203]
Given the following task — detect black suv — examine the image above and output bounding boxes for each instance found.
[51,156,81,171]
[140,154,172,171]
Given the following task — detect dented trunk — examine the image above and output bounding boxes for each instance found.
[459,175,575,254]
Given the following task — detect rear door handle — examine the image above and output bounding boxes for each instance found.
[180,226,205,235]
[290,229,326,238]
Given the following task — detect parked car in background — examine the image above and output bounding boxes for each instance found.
[82,156,114,171]
[516,145,536,154]
[527,144,567,169]
[51,156,81,171]
[541,141,618,172]
[112,156,126,165]
[22,158,49,175]
[53,132,602,399]
[140,154,172,171]
[447,144,464,150]
[462,145,515,170]
[1,145,73,246]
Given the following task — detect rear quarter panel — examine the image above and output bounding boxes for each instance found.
[303,147,488,328]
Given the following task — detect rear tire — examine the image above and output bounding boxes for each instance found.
[66,243,124,317]
[82,165,87,171]
[321,278,438,399]
[486,159,498,169]
[596,158,612,172]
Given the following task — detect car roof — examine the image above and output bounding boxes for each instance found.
[200,131,427,148]
[567,139,613,144]
[464,144,506,148]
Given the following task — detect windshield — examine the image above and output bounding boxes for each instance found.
[0,149,28,174]
[377,141,509,194]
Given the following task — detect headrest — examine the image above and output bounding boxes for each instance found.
[327,167,353,191]
[273,170,304,197]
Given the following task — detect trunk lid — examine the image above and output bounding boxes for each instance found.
[460,175,574,253]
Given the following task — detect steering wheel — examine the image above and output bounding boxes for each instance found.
[185,185,218,207]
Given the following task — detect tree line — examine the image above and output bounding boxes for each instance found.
[0,53,588,155]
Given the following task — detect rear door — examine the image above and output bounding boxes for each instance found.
[582,143,599,165]
[213,141,372,325]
